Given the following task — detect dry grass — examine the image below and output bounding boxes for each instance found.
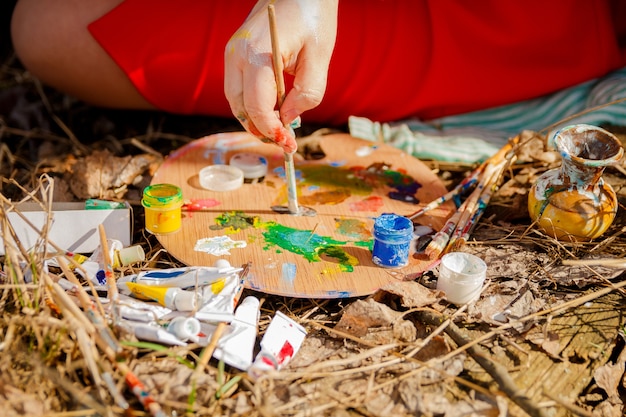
[2,42,626,417]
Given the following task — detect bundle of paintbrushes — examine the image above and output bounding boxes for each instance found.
[410,134,522,260]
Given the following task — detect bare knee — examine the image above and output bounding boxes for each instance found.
[10,0,50,76]
[10,0,154,110]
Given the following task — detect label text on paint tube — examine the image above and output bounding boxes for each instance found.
[118,264,241,289]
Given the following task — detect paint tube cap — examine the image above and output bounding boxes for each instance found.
[167,316,201,342]
[199,164,244,191]
[116,245,146,266]
[165,288,202,311]
[234,296,260,326]
[229,153,268,182]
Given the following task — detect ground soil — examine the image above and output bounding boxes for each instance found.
[1,7,625,416]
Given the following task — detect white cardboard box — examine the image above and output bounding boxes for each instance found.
[0,202,132,255]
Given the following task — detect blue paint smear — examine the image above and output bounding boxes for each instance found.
[325,291,352,298]
[141,270,187,279]
[273,166,303,180]
[329,160,347,167]
[281,262,297,284]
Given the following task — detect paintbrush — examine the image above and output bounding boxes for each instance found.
[268,4,300,215]
[408,166,482,220]
[50,258,167,417]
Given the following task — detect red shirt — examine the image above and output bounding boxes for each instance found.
[89,0,626,125]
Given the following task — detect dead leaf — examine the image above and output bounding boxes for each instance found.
[68,149,162,199]
[594,344,626,398]
[525,330,563,359]
[374,280,442,309]
[334,298,416,343]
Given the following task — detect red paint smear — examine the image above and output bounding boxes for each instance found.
[272,126,297,153]
[248,120,263,137]
[276,340,295,365]
[349,196,384,212]
[183,198,221,212]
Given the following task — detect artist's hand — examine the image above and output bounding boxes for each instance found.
[224,0,338,153]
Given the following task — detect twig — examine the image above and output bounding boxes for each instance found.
[417,309,550,417]
[53,256,167,417]
[541,390,595,417]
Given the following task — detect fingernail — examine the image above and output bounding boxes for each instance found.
[289,116,301,129]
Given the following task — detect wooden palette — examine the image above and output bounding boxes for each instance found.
[151,132,454,298]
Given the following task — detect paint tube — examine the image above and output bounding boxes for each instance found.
[57,277,110,304]
[119,261,244,322]
[117,259,241,289]
[193,271,243,322]
[213,296,260,370]
[248,311,307,379]
[132,323,187,346]
[123,282,202,311]
[167,316,201,343]
[117,294,172,322]
[76,261,102,285]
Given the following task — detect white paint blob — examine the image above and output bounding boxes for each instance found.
[194,235,247,256]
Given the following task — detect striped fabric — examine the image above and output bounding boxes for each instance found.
[349,67,626,163]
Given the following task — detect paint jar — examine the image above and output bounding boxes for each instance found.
[371,213,413,268]
[230,152,268,183]
[436,252,487,305]
[142,183,183,235]
[528,124,623,241]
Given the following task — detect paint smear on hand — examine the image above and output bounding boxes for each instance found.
[194,235,247,256]
[349,195,384,212]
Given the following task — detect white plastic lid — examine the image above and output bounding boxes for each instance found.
[199,164,244,191]
[229,153,268,180]
[167,316,201,342]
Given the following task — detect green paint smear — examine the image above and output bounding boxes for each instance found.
[210,211,371,272]
[262,223,347,262]
[354,239,374,250]
[210,211,262,233]
[299,163,420,197]
[318,246,358,272]
[299,165,373,195]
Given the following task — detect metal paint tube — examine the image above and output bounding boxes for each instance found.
[142,183,183,235]
[248,311,307,379]
[124,282,202,311]
[372,213,413,268]
[213,296,260,370]
[118,263,241,289]
[167,316,201,343]
[133,324,187,346]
